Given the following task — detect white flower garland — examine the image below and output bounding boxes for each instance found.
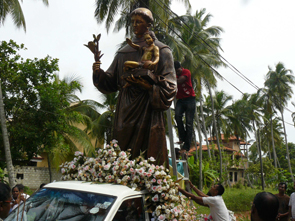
[60,140,197,220]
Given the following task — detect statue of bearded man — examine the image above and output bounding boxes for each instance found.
[92,7,176,166]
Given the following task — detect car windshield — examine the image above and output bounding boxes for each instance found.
[6,187,116,221]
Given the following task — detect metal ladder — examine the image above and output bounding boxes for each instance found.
[166,108,192,197]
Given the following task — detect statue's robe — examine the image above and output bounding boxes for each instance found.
[93,32,176,166]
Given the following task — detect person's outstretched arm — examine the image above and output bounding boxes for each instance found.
[188,181,208,197]
[178,186,207,206]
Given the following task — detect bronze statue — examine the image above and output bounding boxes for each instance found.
[90,7,176,166]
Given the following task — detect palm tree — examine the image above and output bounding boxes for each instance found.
[44,75,100,181]
[94,0,190,34]
[205,90,232,138]
[265,62,295,182]
[169,9,225,181]
[0,0,25,30]
[258,87,278,168]
[91,92,118,145]
[227,97,252,145]
[0,0,48,31]
[0,79,15,186]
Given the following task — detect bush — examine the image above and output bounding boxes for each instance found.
[24,186,34,196]
[223,187,276,212]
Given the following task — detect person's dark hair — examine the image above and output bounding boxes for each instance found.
[216,184,225,196]
[12,186,19,192]
[174,61,181,70]
[0,183,11,202]
[175,148,181,157]
[278,182,287,190]
[253,192,279,221]
[16,184,24,192]
[39,183,47,189]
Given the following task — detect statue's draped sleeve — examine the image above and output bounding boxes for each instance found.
[92,54,119,94]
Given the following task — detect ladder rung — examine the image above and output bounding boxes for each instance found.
[176,160,187,163]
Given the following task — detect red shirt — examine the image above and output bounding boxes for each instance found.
[176,68,196,99]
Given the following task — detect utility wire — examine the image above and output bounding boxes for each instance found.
[151,0,295,118]
[143,1,245,95]
[154,0,260,91]
[146,0,295,127]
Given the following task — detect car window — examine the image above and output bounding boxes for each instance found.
[112,197,145,221]
[6,188,116,221]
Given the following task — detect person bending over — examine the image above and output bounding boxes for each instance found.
[178,181,229,221]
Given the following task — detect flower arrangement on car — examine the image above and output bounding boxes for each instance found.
[60,140,197,221]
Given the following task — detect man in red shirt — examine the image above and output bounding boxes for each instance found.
[174,61,196,152]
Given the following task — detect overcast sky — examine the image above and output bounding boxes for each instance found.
[2,0,295,144]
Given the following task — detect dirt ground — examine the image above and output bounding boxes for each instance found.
[235,211,251,220]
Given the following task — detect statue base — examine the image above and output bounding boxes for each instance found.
[122,69,157,85]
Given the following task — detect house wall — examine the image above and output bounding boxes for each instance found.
[4,166,62,189]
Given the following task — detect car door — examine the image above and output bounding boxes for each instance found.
[111,195,149,221]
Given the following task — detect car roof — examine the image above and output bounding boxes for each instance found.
[44,181,146,198]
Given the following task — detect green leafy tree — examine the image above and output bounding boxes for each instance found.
[1,0,49,186]
[0,40,100,182]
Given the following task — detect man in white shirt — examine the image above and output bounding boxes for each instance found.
[289,182,295,221]
[178,181,229,221]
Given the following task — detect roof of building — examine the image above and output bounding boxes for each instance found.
[207,134,241,141]
[188,144,246,157]
[240,141,251,145]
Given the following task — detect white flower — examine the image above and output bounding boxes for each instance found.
[158,214,165,221]
[112,139,118,144]
[148,157,156,162]
[74,151,83,156]
[104,164,111,170]
[152,194,159,202]
[119,151,127,158]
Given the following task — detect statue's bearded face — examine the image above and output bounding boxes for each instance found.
[131,14,150,38]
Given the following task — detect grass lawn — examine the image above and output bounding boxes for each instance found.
[192,186,276,217]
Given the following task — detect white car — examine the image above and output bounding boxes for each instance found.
[6,181,150,221]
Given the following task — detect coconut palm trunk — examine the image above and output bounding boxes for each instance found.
[253,122,264,190]
[0,80,15,186]
[207,83,222,180]
[270,115,277,168]
[199,92,211,159]
[245,136,254,188]
[280,106,294,182]
[257,129,265,190]
[195,107,203,190]
[267,141,272,160]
